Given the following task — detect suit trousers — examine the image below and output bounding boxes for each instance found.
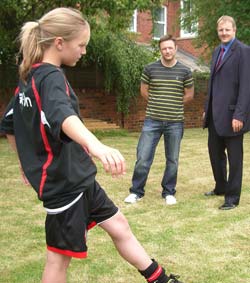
[208,119,243,205]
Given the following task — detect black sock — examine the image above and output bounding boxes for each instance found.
[139,259,169,283]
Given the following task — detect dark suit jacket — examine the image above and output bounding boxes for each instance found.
[204,39,250,136]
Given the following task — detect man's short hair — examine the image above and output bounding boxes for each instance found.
[158,35,177,48]
[217,15,236,29]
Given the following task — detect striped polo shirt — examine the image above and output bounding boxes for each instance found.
[141,60,193,121]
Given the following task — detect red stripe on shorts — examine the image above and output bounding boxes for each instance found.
[47,245,87,259]
[87,221,97,230]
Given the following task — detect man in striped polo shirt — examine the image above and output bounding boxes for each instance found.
[125,35,194,205]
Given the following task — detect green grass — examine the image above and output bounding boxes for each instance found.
[0,128,250,283]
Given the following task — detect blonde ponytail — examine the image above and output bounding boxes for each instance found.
[19,21,43,82]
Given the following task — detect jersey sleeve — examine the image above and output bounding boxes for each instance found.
[40,71,77,142]
[0,96,15,135]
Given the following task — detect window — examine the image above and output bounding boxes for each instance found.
[180,0,197,38]
[129,10,137,32]
[153,6,167,40]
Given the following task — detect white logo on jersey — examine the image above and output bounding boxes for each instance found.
[19,92,32,107]
[41,111,51,128]
[6,109,14,117]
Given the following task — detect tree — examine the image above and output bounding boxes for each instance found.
[180,0,250,57]
[86,32,154,114]
[0,0,162,64]
[0,0,163,114]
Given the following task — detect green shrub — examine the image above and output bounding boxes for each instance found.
[85,32,154,114]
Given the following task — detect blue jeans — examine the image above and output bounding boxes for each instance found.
[130,118,184,198]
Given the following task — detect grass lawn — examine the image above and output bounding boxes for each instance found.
[0,128,249,283]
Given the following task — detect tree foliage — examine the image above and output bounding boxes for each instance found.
[0,0,162,114]
[86,32,154,114]
[0,0,162,64]
[180,0,250,57]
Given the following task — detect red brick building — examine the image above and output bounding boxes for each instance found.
[130,0,205,60]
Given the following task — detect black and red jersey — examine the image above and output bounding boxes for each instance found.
[0,63,97,208]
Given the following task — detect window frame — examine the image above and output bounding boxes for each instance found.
[180,0,197,38]
[129,9,138,33]
[153,6,167,40]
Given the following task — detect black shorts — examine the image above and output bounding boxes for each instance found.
[45,181,118,259]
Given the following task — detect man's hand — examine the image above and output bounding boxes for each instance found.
[232,119,243,132]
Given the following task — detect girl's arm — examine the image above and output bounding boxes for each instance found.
[6,134,30,185]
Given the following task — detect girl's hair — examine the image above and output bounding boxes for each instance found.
[18,7,89,81]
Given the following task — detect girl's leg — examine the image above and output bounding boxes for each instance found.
[99,211,152,271]
[99,212,172,282]
[42,250,71,283]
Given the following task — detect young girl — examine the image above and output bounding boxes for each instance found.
[0,7,184,283]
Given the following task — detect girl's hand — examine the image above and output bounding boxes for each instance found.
[88,144,126,178]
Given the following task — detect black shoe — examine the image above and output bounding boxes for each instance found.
[167,274,183,283]
[204,190,224,196]
[219,203,237,210]
[204,190,216,196]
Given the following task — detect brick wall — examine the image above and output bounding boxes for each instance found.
[76,88,206,131]
[125,91,206,130]
[184,91,205,128]
[167,0,180,37]
[136,11,153,44]
[0,65,208,132]
[75,88,121,126]
[0,87,206,132]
